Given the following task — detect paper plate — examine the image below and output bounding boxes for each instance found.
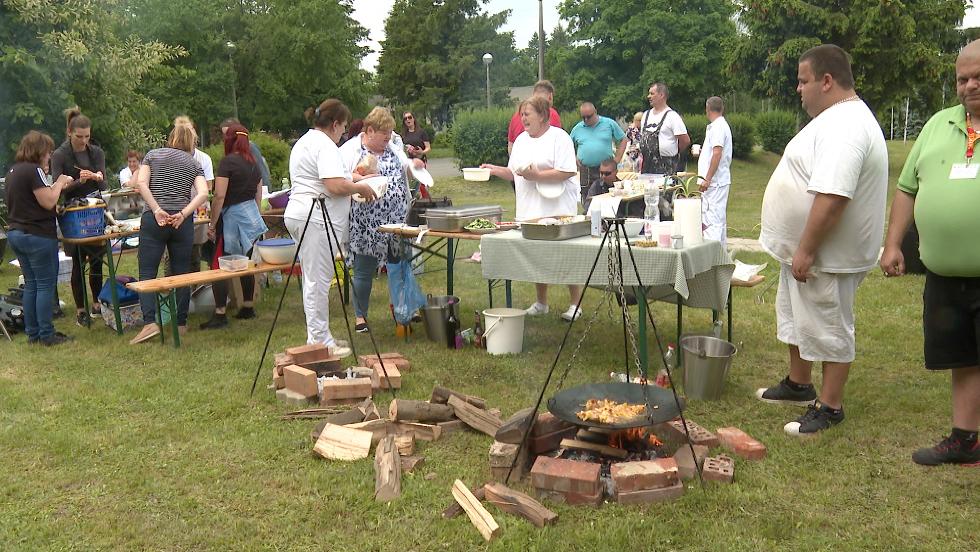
[535,182,565,199]
[410,165,434,187]
[353,176,387,203]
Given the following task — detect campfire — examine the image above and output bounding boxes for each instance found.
[608,427,663,452]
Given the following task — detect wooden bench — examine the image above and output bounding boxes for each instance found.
[127,262,290,347]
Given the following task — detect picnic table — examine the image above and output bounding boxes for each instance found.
[126,262,290,347]
[480,230,734,372]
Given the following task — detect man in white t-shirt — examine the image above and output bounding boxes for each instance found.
[638,82,690,176]
[695,96,733,245]
[756,44,888,436]
[119,150,141,188]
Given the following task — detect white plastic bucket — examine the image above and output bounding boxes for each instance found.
[482,308,526,355]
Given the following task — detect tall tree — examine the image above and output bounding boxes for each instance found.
[554,0,738,117]
[730,0,966,114]
[376,0,517,124]
[0,0,180,167]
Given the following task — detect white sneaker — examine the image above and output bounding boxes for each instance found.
[331,345,352,359]
[333,339,350,349]
[525,302,549,316]
[560,305,582,322]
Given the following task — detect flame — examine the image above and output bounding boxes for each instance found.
[608,428,663,449]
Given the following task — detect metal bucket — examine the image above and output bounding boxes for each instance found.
[421,295,459,343]
[680,335,736,400]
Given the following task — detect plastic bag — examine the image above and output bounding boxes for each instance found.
[387,259,426,325]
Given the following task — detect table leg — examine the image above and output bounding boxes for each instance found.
[638,287,648,376]
[169,292,180,348]
[104,240,123,335]
[727,286,733,344]
[446,237,455,296]
[77,248,91,328]
[487,281,494,308]
[676,299,683,368]
[156,292,166,344]
[505,280,512,308]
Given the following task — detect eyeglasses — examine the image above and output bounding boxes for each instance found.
[403,115,414,121]
[599,170,615,176]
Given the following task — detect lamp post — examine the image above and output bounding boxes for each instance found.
[226,41,239,120]
[538,0,545,80]
[483,52,493,110]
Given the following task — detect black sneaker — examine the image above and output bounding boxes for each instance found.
[75,311,91,327]
[912,435,980,466]
[40,332,73,347]
[755,376,817,406]
[355,322,369,333]
[199,314,228,330]
[784,402,844,436]
[234,307,256,320]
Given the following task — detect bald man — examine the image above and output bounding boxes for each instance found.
[880,39,980,466]
[569,102,628,207]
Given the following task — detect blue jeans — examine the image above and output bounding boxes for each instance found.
[352,253,379,319]
[137,211,194,325]
[7,229,59,340]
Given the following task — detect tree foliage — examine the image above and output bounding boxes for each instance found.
[730,0,967,114]
[548,0,738,118]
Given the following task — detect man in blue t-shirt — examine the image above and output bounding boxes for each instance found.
[569,102,628,207]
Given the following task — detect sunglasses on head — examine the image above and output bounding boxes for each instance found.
[403,115,414,121]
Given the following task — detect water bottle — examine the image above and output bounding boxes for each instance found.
[643,179,660,238]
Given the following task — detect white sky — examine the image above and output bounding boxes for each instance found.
[353,0,980,73]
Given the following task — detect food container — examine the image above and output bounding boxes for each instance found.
[268,189,290,209]
[58,204,106,238]
[218,254,249,272]
[422,205,502,232]
[255,238,297,264]
[521,217,591,241]
[462,168,491,181]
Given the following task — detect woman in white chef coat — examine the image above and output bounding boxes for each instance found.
[482,95,584,322]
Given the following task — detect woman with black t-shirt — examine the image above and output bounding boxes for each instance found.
[4,131,76,345]
[50,107,107,327]
[401,112,430,163]
[199,124,268,329]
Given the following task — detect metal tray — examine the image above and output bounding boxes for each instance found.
[521,219,591,241]
[423,205,503,232]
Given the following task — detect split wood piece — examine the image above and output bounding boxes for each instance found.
[442,485,486,519]
[361,400,381,422]
[437,419,468,434]
[389,399,454,423]
[393,421,442,442]
[575,428,612,444]
[494,407,536,445]
[451,479,500,542]
[346,419,389,447]
[394,433,415,456]
[281,406,351,420]
[448,395,502,437]
[559,438,628,459]
[431,386,488,410]
[400,455,425,473]
[483,483,558,528]
[313,424,372,461]
[371,365,402,390]
[374,435,401,502]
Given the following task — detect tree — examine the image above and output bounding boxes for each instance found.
[730,0,966,114]
[0,0,180,167]
[376,0,518,125]
[553,0,738,118]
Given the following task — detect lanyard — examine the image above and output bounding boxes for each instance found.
[967,113,977,163]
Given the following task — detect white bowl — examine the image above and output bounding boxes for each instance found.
[536,182,565,199]
[255,238,298,264]
[624,218,646,236]
[463,167,491,181]
[353,175,387,203]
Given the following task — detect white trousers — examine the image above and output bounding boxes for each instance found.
[701,183,730,245]
[285,217,344,347]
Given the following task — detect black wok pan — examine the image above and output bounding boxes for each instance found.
[547,382,685,430]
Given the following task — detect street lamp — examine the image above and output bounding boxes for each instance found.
[483,52,493,110]
[226,41,239,120]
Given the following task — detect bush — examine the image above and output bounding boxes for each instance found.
[755,111,798,154]
[727,114,756,160]
[685,115,709,148]
[202,131,291,190]
[450,107,514,169]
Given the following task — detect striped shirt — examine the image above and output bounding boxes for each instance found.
[142,147,204,212]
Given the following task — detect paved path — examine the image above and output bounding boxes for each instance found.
[426,157,461,179]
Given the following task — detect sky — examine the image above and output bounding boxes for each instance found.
[352,0,980,73]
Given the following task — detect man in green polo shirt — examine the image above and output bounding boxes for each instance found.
[880,39,980,466]
[569,102,628,207]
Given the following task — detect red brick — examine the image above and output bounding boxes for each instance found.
[610,458,678,492]
[274,353,293,370]
[285,343,331,365]
[702,454,734,483]
[531,412,574,437]
[370,365,402,389]
[282,365,317,398]
[320,378,372,400]
[656,418,719,448]
[271,365,285,389]
[716,427,766,460]
[530,456,600,495]
[673,444,709,480]
[359,353,409,371]
[529,426,579,454]
[615,480,684,504]
[535,488,604,507]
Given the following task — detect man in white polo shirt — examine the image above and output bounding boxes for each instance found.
[695,96,733,245]
[756,44,888,436]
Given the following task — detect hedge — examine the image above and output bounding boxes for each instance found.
[685,115,709,148]
[727,114,756,160]
[450,107,513,169]
[755,111,798,154]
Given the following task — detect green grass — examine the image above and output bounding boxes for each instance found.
[1,141,976,551]
[428,145,455,159]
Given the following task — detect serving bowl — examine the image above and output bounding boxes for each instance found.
[255,238,298,265]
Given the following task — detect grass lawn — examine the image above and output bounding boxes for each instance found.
[1,141,976,551]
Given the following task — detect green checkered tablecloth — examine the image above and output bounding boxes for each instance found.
[480,230,734,310]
